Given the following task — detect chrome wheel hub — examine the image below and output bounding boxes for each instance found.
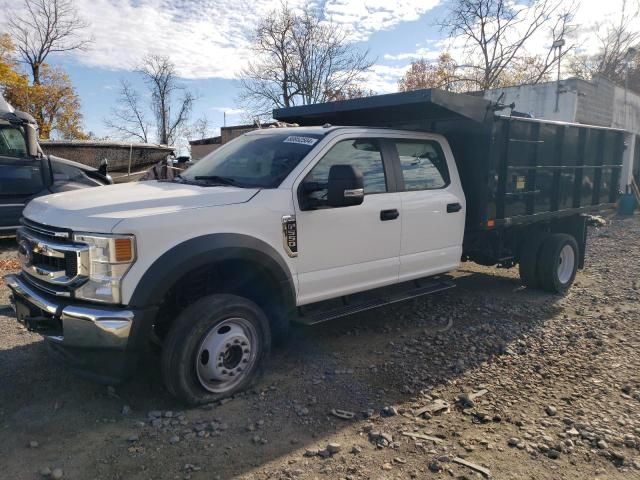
[557,244,575,284]
[195,318,257,393]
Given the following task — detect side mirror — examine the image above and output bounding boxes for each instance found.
[327,164,364,207]
[98,158,108,176]
[24,123,39,158]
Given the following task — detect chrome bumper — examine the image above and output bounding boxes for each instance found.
[4,273,133,349]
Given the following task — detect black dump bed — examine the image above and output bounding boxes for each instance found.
[274,89,625,233]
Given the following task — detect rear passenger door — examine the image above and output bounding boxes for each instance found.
[389,137,465,281]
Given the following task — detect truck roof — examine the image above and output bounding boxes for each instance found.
[273,89,497,126]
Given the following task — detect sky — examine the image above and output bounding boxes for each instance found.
[0,0,635,142]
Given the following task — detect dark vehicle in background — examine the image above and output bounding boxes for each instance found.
[0,100,111,237]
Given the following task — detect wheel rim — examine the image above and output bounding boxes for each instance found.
[195,317,258,393]
[557,244,575,284]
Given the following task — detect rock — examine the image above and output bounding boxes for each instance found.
[317,449,331,458]
[127,434,139,443]
[350,445,362,455]
[164,411,174,418]
[121,405,131,416]
[39,467,52,477]
[457,393,475,408]
[508,437,520,447]
[326,442,341,454]
[545,405,557,416]
[148,410,162,419]
[169,435,180,444]
[547,449,560,459]
[381,406,398,417]
[51,468,64,480]
[29,440,39,448]
[597,439,608,449]
[381,463,393,471]
[304,449,318,457]
[428,460,442,472]
[609,450,625,463]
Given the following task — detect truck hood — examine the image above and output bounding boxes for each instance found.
[23,180,258,233]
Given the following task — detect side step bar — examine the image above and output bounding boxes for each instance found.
[296,276,455,325]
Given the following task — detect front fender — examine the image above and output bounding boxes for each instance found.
[128,233,296,311]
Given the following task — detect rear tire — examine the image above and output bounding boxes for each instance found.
[537,234,579,294]
[161,294,271,405]
[518,233,546,288]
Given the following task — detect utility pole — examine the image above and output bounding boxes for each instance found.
[552,38,565,113]
[624,47,637,109]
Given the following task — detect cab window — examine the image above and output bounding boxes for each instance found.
[304,139,387,206]
[0,126,28,158]
[393,139,450,190]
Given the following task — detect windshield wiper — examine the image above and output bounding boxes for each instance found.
[193,175,243,187]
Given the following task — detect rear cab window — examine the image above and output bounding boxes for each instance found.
[392,139,450,190]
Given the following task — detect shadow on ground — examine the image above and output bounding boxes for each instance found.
[0,267,564,479]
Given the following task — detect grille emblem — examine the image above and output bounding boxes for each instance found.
[17,240,34,267]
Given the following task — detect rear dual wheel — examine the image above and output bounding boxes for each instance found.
[519,233,578,294]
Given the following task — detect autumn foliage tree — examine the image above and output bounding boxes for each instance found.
[398,53,461,92]
[0,33,86,139]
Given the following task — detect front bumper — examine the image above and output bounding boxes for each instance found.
[5,273,133,349]
[4,273,157,382]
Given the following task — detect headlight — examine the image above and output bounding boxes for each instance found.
[73,233,136,304]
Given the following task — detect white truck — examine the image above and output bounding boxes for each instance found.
[5,90,624,404]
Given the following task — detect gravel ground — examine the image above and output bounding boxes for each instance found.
[0,216,639,480]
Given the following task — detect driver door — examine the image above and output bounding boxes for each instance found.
[294,136,402,305]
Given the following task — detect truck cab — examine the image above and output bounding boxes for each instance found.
[0,97,111,236]
[5,125,467,404]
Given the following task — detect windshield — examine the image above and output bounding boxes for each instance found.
[181,132,323,188]
[0,125,28,158]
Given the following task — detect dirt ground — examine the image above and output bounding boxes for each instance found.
[0,215,639,480]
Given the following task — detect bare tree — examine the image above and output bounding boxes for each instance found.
[440,0,576,90]
[139,55,194,145]
[569,0,640,88]
[8,0,90,85]
[188,116,211,140]
[105,55,194,145]
[239,3,373,117]
[292,9,373,105]
[104,80,150,143]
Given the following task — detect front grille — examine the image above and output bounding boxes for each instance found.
[18,219,88,290]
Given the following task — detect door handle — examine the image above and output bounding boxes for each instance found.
[447,202,462,213]
[380,209,400,221]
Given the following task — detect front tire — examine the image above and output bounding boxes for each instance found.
[537,234,579,294]
[161,294,271,405]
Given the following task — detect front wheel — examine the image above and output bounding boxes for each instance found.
[537,234,579,294]
[161,294,271,405]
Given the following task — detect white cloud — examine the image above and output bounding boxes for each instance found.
[362,64,410,93]
[323,0,442,41]
[1,0,442,80]
[210,106,245,115]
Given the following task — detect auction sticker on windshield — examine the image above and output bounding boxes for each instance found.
[283,136,318,146]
